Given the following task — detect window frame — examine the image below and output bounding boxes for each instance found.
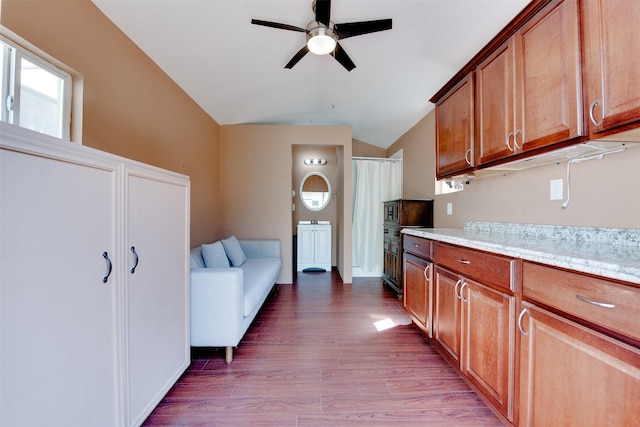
[0,28,82,143]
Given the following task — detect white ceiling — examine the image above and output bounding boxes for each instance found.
[92,0,530,149]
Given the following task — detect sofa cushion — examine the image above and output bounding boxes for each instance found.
[190,247,205,269]
[201,241,230,268]
[222,235,247,266]
[241,257,282,317]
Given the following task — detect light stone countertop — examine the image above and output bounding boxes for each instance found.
[402,222,640,285]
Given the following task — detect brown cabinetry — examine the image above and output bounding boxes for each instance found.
[583,0,640,138]
[383,200,433,297]
[519,261,640,426]
[433,242,517,422]
[518,302,640,426]
[403,235,433,337]
[477,0,582,166]
[435,74,475,178]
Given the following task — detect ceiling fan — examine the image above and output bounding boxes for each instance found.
[251,0,392,71]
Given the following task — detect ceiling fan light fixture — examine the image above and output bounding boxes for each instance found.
[306,23,337,55]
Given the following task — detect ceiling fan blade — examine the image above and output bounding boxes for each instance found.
[285,46,310,69]
[251,19,305,32]
[332,42,356,72]
[315,0,331,26]
[334,19,392,40]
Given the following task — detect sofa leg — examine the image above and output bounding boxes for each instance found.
[225,346,233,364]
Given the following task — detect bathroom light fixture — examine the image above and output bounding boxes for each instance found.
[304,158,327,165]
[306,22,337,55]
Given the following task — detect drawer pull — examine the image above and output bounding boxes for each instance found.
[518,308,529,336]
[576,294,615,309]
[456,259,471,265]
[414,243,420,247]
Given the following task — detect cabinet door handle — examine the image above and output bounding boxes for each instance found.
[518,307,529,336]
[464,149,472,166]
[102,251,112,283]
[456,259,471,265]
[506,132,515,152]
[130,246,139,274]
[576,294,615,309]
[423,264,431,282]
[460,281,468,303]
[454,279,463,299]
[514,129,523,150]
[589,99,603,127]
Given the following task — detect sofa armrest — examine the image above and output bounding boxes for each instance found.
[190,267,244,347]
[239,239,281,259]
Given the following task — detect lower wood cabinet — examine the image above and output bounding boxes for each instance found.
[434,266,516,421]
[406,235,640,426]
[462,279,515,421]
[518,301,640,426]
[403,252,433,337]
[434,266,462,365]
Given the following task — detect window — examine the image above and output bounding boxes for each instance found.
[1,36,72,140]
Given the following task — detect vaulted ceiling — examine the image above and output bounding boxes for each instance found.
[92,0,530,148]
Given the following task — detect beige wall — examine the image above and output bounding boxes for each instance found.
[219,125,352,284]
[352,138,387,158]
[387,111,437,201]
[388,109,640,229]
[1,0,221,247]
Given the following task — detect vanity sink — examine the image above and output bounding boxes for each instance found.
[298,220,330,225]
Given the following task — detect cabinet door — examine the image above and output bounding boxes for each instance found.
[583,0,640,135]
[434,267,462,367]
[517,0,583,151]
[462,280,515,421]
[403,253,432,337]
[125,167,189,426]
[477,40,516,165]
[314,225,332,267]
[518,302,640,426]
[1,148,120,426]
[297,226,315,269]
[436,74,474,178]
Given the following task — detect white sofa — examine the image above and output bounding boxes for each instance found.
[190,239,282,363]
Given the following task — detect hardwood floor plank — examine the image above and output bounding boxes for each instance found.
[143,273,504,426]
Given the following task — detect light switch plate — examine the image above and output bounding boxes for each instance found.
[550,179,563,200]
[447,202,453,215]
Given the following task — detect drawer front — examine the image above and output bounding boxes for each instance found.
[403,235,431,259]
[384,225,402,242]
[523,261,640,343]
[433,242,515,292]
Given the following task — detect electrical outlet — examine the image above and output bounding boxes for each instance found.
[550,179,563,200]
[447,202,453,215]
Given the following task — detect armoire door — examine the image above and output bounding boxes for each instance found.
[124,166,190,426]
[1,146,121,427]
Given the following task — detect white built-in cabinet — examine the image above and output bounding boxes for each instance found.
[0,124,190,427]
[297,224,331,272]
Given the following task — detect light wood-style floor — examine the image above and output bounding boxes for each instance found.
[143,271,504,426]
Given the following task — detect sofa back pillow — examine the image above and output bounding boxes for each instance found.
[201,241,230,268]
[222,235,247,266]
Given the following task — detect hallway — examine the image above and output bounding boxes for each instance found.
[143,272,503,426]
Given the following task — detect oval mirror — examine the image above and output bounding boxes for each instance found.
[300,172,331,211]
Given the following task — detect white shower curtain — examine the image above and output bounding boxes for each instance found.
[352,159,402,275]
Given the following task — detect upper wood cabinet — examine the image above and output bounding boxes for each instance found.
[582,0,640,137]
[477,0,583,165]
[435,74,474,178]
